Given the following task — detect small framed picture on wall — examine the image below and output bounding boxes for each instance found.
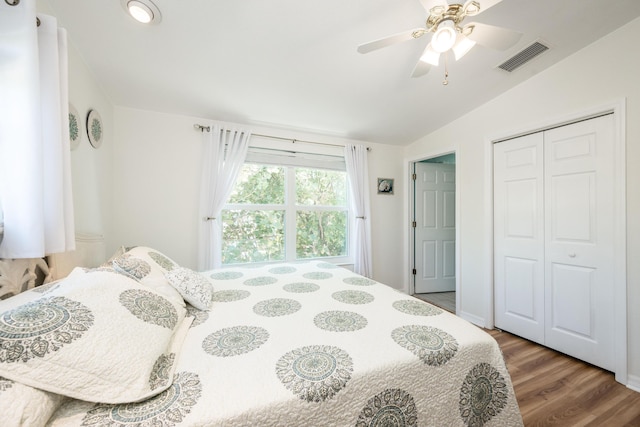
[377,178,394,194]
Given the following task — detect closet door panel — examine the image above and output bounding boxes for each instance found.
[544,115,615,371]
[494,133,545,344]
[549,173,595,244]
[504,256,538,320]
[549,263,595,337]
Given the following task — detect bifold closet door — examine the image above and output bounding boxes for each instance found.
[543,115,615,371]
[494,132,545,345]
[494,114,615,371]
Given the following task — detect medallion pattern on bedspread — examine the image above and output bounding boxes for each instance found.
[392,325,458,366]
[393,299,443,316]
[302,271,333,280]
[243,276,277,286]
[276,345,353,402]
[314,310,367,332]
[316,262,339,269]
[332,290,374,305]
[211,289,250,302]
[119,289,178,329]
[185,305,209,327]
[210,271,244,280]
[31,281,60,294]
[459,362,509,426]
[283,282,320,293]
[149,353,176,391]
[253,298,301,317]
[356,388,418,427]
[268,266,297,274]
[81,371,202,427]
[0,296,94,363]
[202,326,269,357]
[343,276,376,286]
[112,254,151,280]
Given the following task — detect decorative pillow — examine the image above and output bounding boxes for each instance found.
[111,246,178,281]
[165,267,214,311]
[0,267,191,404]
[111,246,180,300]
[102,245,128,266]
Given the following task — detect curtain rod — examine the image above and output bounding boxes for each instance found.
[193,124,370,151]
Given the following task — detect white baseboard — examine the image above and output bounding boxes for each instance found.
[627,374,640,393]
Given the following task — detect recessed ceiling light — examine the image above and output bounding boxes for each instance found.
[121,0,162,25]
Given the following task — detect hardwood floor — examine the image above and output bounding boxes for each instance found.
[413,292,455,313]
[487,329,640,426]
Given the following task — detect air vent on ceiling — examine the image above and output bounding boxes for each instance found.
[497,41,549,72]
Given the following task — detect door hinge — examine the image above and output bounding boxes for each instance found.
[412,268,417,275]
[412,221,417,228]
[412,173,417,180]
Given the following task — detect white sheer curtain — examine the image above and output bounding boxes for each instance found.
[0,1,75,259]
[344,144,372,277]
[198,126,251,270]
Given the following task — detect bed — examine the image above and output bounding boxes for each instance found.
[0,246,523,426]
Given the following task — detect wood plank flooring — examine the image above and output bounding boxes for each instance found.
[413,292,455,313]
[487,328,640,426]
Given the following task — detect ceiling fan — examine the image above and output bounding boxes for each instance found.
[357,0,522,79]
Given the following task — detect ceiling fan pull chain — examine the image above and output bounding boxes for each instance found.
[443,53,449,85]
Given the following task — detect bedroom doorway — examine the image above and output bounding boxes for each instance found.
[411,153,456,313]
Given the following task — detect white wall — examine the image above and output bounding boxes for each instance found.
[405,17,640,385]
[368,144,404,288]
[112,109,201,267]
[112,107,405,287]
[67,46,114,245]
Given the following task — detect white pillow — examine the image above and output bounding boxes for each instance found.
[0,268,191,404]
[165,267,214,311]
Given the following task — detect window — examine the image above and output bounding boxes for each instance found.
[222,163,349,265]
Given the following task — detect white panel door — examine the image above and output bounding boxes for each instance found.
[414,162,455,293]
[543,115,615,371]
[493,133,545,344]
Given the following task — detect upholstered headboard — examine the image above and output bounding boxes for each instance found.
[0,257,50,300]
[47,233,106,280]
[0,233,106,299]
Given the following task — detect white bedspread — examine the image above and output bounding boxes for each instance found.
[0,251,523,427]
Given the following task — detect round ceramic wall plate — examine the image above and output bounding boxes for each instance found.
[86,109,103,149]
[69,103,81,150]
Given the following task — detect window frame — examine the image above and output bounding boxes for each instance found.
[222,161,352,266]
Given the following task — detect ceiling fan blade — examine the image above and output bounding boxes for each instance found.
[464,22,522,51]
[411,59,432,78]
[418,0,448,14]
[357,28,425,54]
[471,0,504,15]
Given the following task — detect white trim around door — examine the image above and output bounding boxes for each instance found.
[407,150,461,315]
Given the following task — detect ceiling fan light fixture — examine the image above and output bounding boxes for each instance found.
[122,0,162,24]
[420,45,440,66]
[452,34,476,60]
[431,21,457,53]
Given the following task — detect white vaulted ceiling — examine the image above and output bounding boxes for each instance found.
[44,0,640,145]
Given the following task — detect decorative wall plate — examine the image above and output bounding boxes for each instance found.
[86,109,103,148]
[68,103,81,150]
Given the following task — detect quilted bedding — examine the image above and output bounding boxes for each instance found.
[0,247,523,426]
